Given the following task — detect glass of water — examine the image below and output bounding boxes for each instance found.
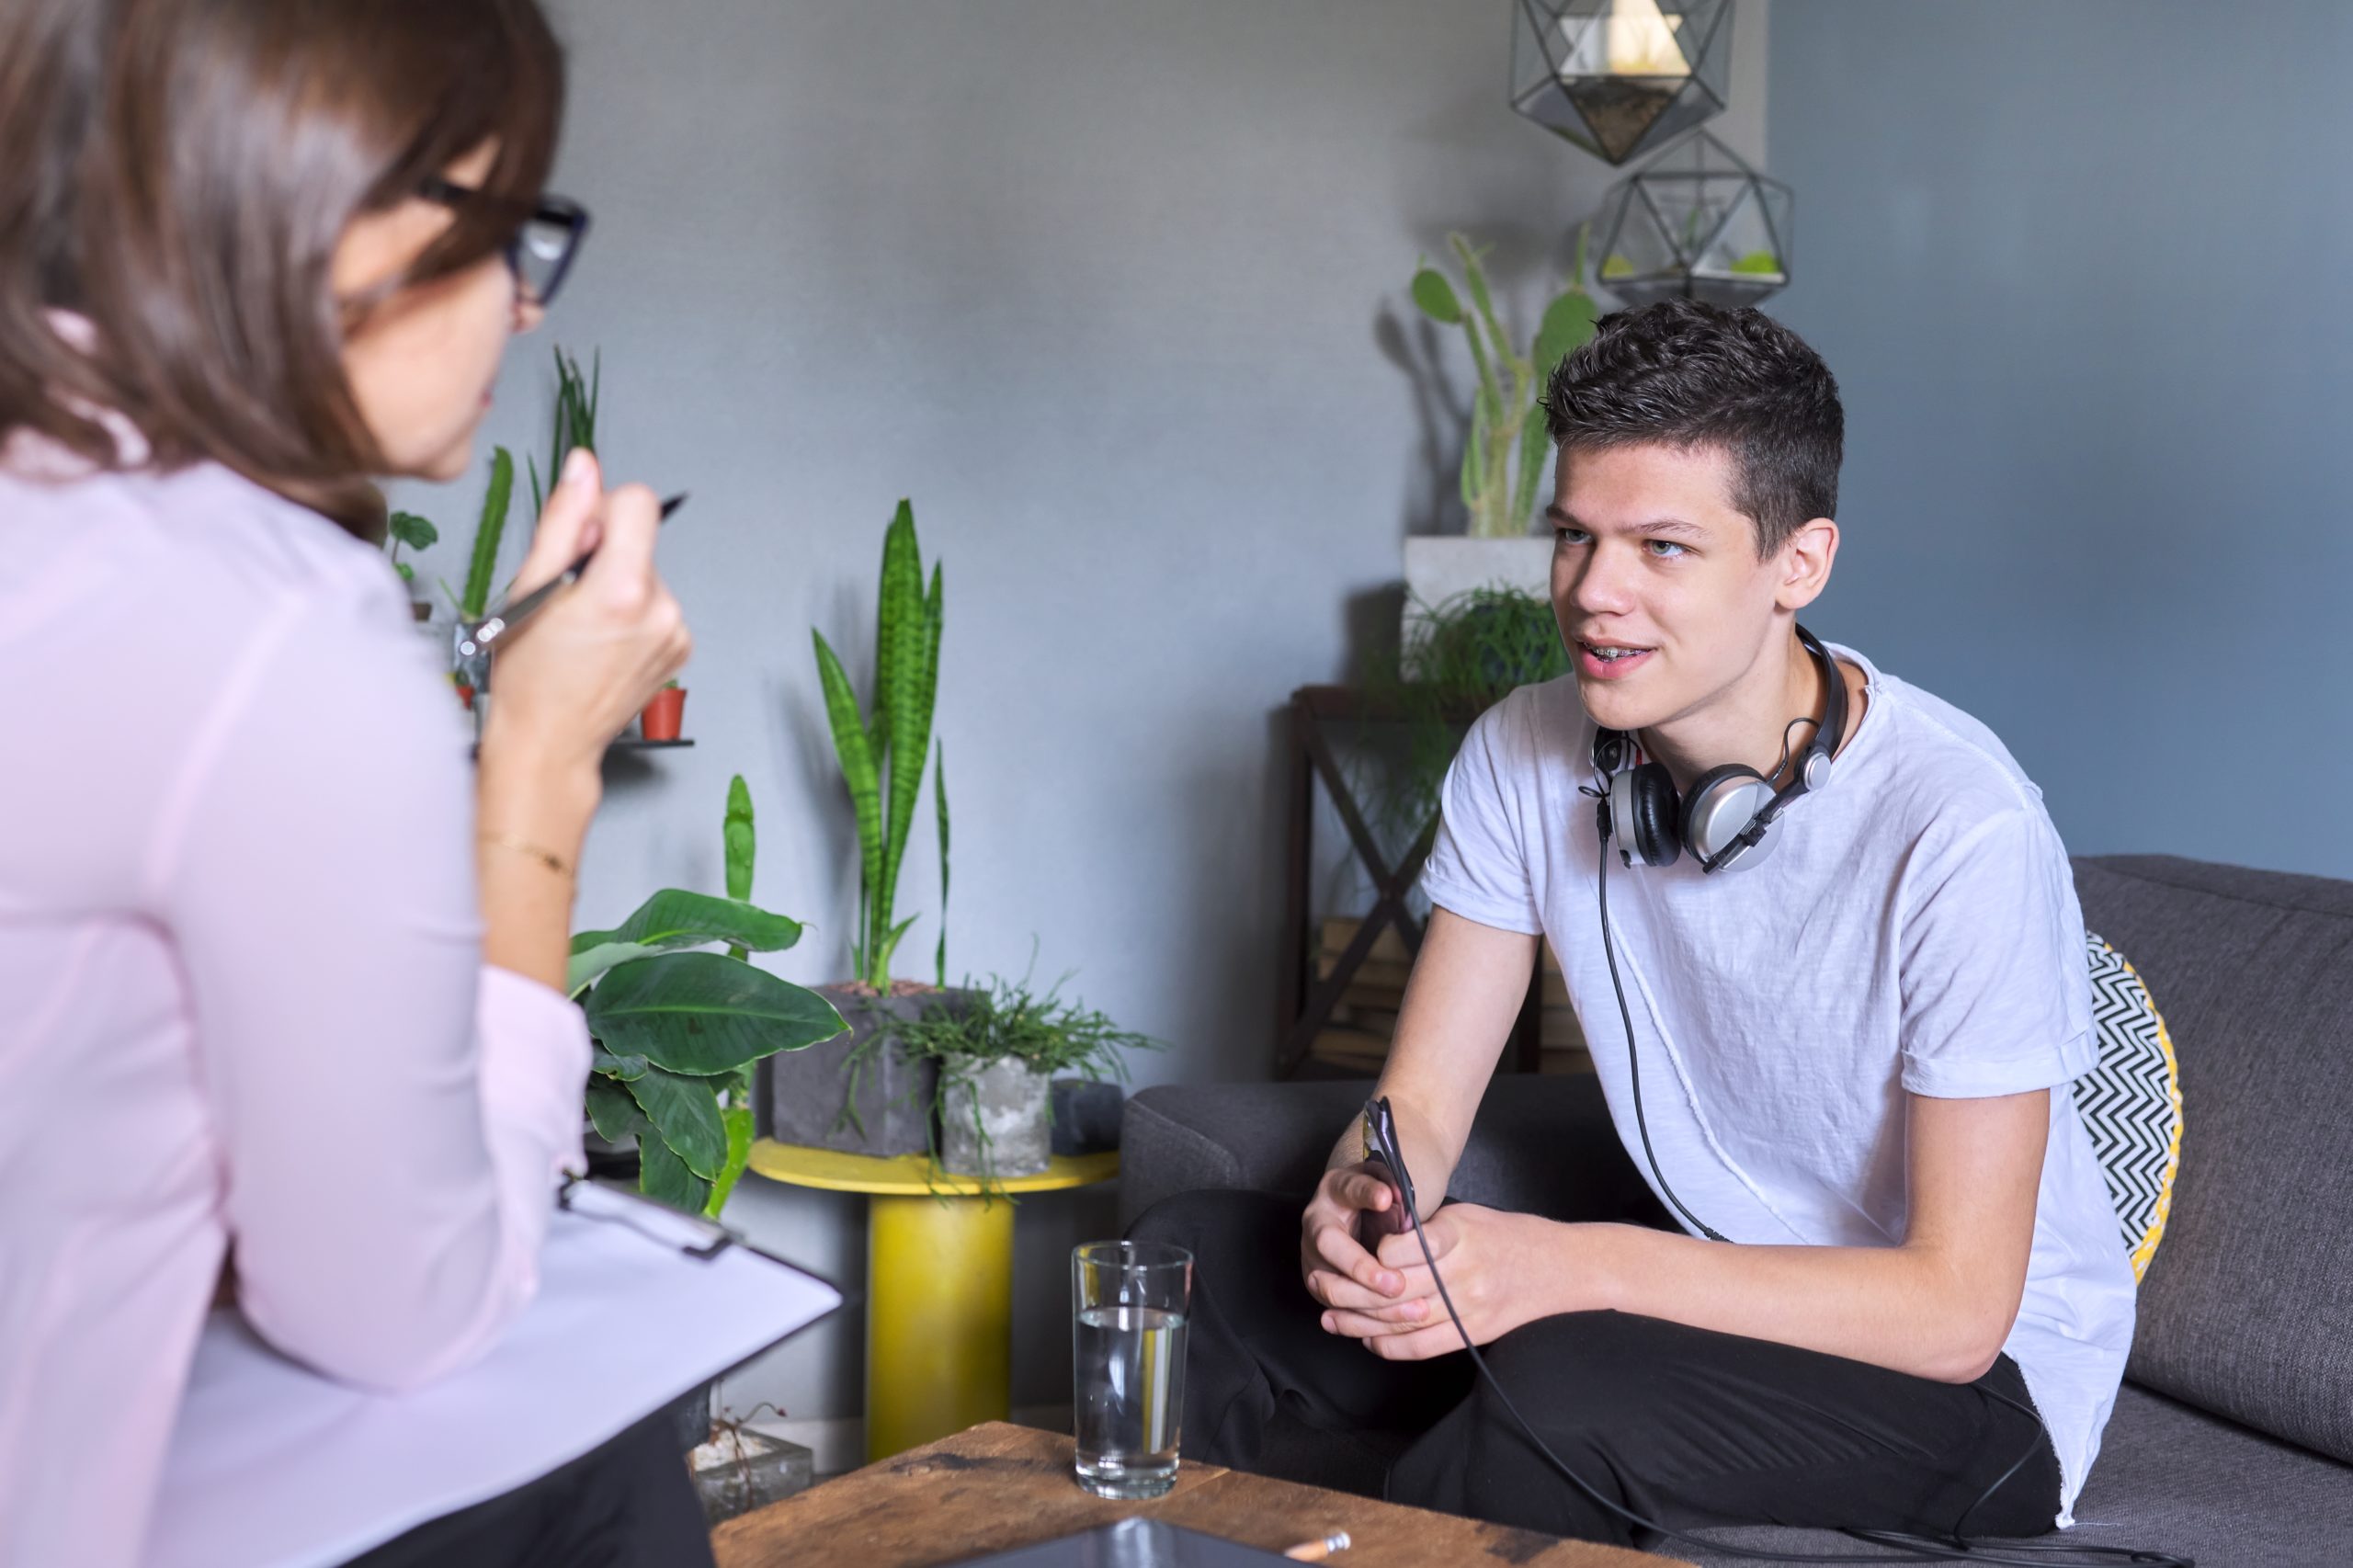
[1071,1240,1193,1499]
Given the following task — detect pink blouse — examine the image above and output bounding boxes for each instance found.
[0,437,590,1568]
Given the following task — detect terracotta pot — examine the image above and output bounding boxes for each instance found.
[642,686,687,741]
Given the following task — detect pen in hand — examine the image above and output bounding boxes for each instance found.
[455,491,687,665]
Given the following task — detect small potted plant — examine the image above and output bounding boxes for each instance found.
[894,971,1161,1184]
[574,774,847,1216]
[641,679,687,741]
[384,509,438,622]
[767,499,964,1156]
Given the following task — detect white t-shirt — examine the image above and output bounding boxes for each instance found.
[1420,646,2134,1528]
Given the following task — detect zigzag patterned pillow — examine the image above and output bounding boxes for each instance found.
[2075,932,2185,1281]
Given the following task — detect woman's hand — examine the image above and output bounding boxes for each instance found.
[1310,1205,1606,1361]
[478,449,691,824]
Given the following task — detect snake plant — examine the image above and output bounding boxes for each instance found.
[1409,228,1599,538]
[813,500,945,991]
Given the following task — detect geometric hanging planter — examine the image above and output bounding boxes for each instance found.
[1509,0,1734,166]
[1593,130,1792,308]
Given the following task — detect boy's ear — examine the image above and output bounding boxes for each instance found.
[1776,517,1840,610]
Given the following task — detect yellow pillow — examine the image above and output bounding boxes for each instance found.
[2078,933,2186,1281]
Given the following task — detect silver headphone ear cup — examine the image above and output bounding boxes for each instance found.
[1681,766,1775,870]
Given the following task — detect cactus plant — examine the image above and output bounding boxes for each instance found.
[813,500,946,991]
[454,447,516,622]
[1409,228,1600,538]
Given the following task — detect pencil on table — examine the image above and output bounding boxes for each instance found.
[1282,1530,1350,1562]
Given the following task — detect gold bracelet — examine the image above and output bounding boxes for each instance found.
[479,832,574,878]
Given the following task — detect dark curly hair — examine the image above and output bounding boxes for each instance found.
[1541,299,1843,557]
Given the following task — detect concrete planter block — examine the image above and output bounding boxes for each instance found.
[1050,1078,1124,1156]
[1402,536,1554,673]
[939,1059,1052,1179]
[764,986,963,1157]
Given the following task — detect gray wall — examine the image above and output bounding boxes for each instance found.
[392,1,1767,1424]
[1768,1,2353,878]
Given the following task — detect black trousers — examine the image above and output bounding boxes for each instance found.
[342,1406,714,1568]
[1129,1187,2062,1550]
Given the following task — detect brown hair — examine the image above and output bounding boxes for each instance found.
[1543,298,1843,558]
[0,0,566,535]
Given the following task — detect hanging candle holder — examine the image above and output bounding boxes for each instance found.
[1591,130,1792,308]
[1509,0,1734,166]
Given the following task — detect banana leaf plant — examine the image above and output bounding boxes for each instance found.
[812,500,947,991]
[573,775,846,1215]
[1408,227,1599,539]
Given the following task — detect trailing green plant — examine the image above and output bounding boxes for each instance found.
[1409,228,1599,539]
[1355,584,1570,846]
[385,511,437,586]
[812,500,945,991]
[574,774,847,1216]
[529,346,599,516]
[890,966,1162,1184]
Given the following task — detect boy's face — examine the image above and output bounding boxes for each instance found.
[1549,440,1800,738]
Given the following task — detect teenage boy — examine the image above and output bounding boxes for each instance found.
[1134,300,2133,1547]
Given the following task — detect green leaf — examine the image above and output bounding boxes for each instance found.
[584,950,848,1075]
[724,775,756,904]
[1532,288,1599,381]
[460,448,514,621]
[705,1104,756,1218]
[1410,266,1462,325]
[591,1046,650,1080]
[570,890,803,958]
[394,561,415,584]
[568,940,660,997]
[585,1074,650,1141]
[626,1065,729,1179]
[934,744,949,989]
[813,630,885,980]
[388,511,438,551]
[875,503,931,988]
[1514,414,1553,535]
[637,1132,712,1214]
[872,914,920,980]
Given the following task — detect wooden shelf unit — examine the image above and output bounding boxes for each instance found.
[1277,685,1589,1080]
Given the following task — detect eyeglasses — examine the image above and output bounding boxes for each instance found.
[419,176,592,308]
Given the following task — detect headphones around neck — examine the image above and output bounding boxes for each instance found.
[1592,624,1847,874]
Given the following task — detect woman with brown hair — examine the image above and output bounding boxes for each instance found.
[0,1,708,1562]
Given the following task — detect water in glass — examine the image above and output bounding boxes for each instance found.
[1074,1302,1187,1498]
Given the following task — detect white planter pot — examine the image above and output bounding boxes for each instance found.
[1402,537,1554,672]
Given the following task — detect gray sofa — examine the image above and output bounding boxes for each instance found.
[1120,857,2353,1566]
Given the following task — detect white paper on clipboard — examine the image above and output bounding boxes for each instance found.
[142,1185,840,1568]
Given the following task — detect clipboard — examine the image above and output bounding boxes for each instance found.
[142,1180,841,1568]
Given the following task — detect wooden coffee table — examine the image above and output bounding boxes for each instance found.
[712,1421,1657,1568]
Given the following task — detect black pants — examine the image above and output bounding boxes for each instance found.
[1130,1188,2062,1550]
[342,1407,714,1568]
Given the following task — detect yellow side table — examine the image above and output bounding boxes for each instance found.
[745,1139,1120,1462]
